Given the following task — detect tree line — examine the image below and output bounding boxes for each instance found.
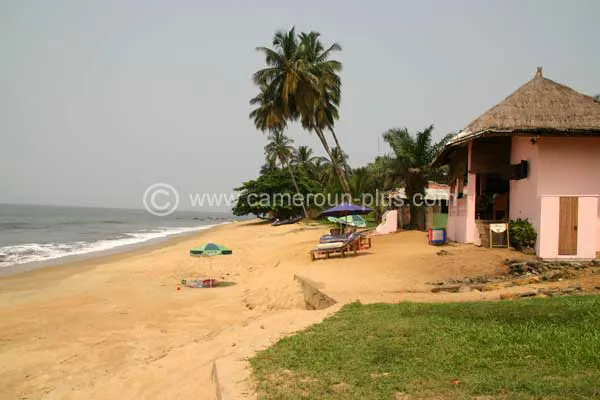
[234,27,453,224]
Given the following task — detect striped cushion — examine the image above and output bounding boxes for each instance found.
[316,242,347,250]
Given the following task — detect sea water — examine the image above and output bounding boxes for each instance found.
[0,204,233,270]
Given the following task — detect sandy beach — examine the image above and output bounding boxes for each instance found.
[0,220,556,399]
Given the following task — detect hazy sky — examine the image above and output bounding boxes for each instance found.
[1,0,598,211]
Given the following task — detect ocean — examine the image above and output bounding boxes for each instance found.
[0,204,234,271]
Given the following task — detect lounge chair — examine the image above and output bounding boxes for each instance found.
[320,232,372,248]
[310,233,363,261]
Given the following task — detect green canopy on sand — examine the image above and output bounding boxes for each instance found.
[190,243,232,256]
[327,215,366,228]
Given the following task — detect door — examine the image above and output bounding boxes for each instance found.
[558,197,578,255]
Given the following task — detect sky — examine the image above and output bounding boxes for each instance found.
[1,0,598,211]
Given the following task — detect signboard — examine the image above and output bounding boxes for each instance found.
[489,223,509,248]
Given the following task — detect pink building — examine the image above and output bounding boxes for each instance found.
[434,68,600,260]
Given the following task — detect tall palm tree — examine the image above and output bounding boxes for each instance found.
[252,28,351,193]
[250,83,308,218]
[263,130,308,218]
[383,125,454,228]
[298,31,350,181]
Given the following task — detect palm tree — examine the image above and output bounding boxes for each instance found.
[383,125,454,229]
[263,130,308,218]
[293,145,325,177]
[316,147,351,192]
[298,31,350,181]
[250,83,308,218]
[252,28,351,193]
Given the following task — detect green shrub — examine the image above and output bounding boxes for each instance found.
[509,218,537,249]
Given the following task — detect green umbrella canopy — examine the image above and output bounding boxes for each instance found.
[190,243,232,256]
[326,215,366,228]
[336,214,367,228]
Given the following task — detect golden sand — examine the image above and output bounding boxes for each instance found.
[0,220,530,399]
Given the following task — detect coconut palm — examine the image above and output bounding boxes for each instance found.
[263,130,308,218]
[250,84,308,218]
[252,28,351,193]
[298,31,349,180]
[383,125,454,228]
[316,147,351,191]
[293,145,326,178]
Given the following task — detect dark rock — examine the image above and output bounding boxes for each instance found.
[431,285,462,293]
[519,291,538,297]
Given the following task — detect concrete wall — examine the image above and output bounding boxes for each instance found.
[510,137,542,252]
[535,137,600,259]
[447,143,476,243]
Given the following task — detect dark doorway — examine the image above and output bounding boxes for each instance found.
[476,173,510,221]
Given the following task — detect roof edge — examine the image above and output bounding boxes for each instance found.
[432,128,600,166]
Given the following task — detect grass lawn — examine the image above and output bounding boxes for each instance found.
[251,297,600,399]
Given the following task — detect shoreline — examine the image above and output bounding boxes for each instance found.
[0,221,233,278]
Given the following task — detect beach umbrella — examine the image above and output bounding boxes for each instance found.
[337,214,367,228]
[318,203,372,218]
[327,216,340,224]
[190,243,232,256]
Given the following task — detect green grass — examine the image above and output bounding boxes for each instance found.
[251,297,600,399]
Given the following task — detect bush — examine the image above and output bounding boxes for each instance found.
[509,218,537,250]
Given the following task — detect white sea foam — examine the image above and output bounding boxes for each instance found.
[0,224,222,268]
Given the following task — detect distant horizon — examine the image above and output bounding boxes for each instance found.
[0,201,235,215]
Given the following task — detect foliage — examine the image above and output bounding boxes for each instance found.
[383,125,454,228]
[509,218,538,249]
[232,168,319,219]
[292,145,327,181]
[264,131,294,168]
[251,28,351,193]
[251,297,600,399]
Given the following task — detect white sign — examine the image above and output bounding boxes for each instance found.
[490,223,508,233]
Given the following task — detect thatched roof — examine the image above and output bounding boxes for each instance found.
[434,67,600,164]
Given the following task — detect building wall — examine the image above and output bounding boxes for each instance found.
[509,137,542,252]
[538,196,598,259]
[536,137,600,259]
[447,143,476,243]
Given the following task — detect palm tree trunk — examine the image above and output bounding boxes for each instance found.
[284,160,309,219]
[315,127,352,195]
[328,127,350,178]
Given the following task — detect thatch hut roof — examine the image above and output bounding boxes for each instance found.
[435,68,600,164]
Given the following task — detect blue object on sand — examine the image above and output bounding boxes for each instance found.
[319,203,371,217]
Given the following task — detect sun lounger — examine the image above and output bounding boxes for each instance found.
[319,234,350,244]
[310,233,363,261]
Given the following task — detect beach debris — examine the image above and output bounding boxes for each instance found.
[450,378,460,385]
[436,249,450,256]
[180,278,235,289]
